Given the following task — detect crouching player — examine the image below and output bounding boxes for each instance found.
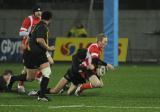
[49,49,88,95]
[0,70,27,92]
[74,34,114,96]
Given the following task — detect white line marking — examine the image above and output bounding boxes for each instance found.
[48,105,85,109]
[1,104,160,109]
[0,104,42,107]
[49,105,160,109]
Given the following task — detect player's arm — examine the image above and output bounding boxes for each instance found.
[36,25,55,51]
[36,38,55,51]
[92,58,114,70]
[92,58,107,67]
[19,17,31,37]
[89,45,114,70]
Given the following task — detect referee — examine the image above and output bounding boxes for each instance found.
[28,11,54,101]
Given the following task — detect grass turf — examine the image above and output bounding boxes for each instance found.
[0,63,160,112]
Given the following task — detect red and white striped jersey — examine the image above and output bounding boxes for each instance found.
[19,15,41,37]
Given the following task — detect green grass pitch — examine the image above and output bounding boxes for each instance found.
[0,63,160,112]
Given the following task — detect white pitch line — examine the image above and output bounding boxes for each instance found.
[1,104,160,109]
[49,105,160,109]
[48,105,85,109]
[0,104,42,107]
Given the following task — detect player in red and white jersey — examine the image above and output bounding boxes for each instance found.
[19,6,41,52]
[18,6,54,93]
[75,34,115,96]
[18,6,42,93]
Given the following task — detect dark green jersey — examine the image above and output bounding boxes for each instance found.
[29,21,49,54]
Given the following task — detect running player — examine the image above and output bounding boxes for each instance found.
[27,11,54,101]
[18,6,53,93]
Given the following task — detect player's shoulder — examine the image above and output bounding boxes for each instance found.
[24,15,36,21]
[22,16,32,23]
[88,43,98,49]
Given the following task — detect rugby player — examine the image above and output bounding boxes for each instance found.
[75,34,114,96]
[18,6,54,93]
[0,70,27,92]
[27,11,54,101]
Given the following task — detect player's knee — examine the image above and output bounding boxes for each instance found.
[92,81,103,88]
[41,67,51,78]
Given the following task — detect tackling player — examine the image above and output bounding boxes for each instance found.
[75,34,114,96]
[49,49,87,95]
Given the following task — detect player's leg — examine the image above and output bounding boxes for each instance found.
[67,83,77,95]
[68,73,86,95]
[34,70,42,82]
[50,69,72,94]
[28,76,68,96]
[75,75,102,96]
[38,62,51,101]
[50,77,68,94]
[17,66,27,93]
[34,51,53,82]
[17,50,29,93]
[28,77,68,96]
[17,68,38,93]
[26,68,39,81]
[89,75,103,88]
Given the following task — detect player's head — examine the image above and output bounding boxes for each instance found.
[32,5,42,18]
[2,70,13,81]
[3,70,13,76]
[41,11,52,24]
[96,33,108,49]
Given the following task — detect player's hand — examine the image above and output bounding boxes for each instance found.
[106,64,114,70]
[48,46,55,51]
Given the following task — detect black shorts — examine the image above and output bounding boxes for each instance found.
[23,50,48,69]
[64,69,86,86]
[82,69,95,79]
[81,69,101,80]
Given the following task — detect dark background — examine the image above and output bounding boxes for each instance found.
[0,0,160,10]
